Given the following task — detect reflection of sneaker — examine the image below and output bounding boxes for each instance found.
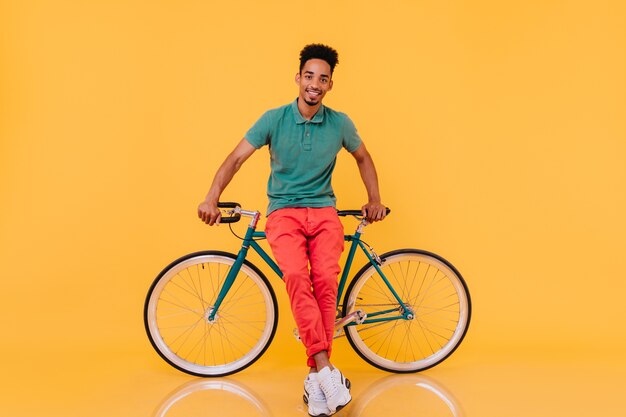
[317,367,351,413]
[304,373,332,417]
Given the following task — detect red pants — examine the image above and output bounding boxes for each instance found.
[266,207,344,368]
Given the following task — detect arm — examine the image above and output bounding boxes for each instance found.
[198,138,257,225]
[351,142,387,222]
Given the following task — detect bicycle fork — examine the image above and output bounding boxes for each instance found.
[207,208,269,323]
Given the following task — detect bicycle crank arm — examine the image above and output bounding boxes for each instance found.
[293,310,367,341]
[335,309,367,330]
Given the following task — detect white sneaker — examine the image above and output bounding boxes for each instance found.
[304,373,332,417]
[317,367,351,413]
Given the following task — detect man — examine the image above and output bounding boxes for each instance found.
[198,44,386,416]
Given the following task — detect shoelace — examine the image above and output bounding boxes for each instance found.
[319,372,340,398]
[307,377,326,401]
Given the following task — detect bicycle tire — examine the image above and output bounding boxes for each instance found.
[343,249,471,373]
[144,251,278,377]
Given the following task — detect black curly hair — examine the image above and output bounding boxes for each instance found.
[299,44,339,75]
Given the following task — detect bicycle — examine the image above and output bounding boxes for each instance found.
[144,202,471,377]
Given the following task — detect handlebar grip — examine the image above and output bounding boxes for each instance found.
[337,210,363,217]
[218,214,241,224]
[217,202,240,209]
[337,208,391,217]
[217,202,241,223]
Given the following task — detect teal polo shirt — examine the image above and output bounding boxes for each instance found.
[245,99,362,215]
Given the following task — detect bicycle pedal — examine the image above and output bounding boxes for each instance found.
[334,309,367,330]
[355,309,367,324]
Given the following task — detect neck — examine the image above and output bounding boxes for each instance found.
[297,98,321,120]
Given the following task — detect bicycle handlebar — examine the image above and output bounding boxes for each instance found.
[217,202,242,223]
[216,202,390,223]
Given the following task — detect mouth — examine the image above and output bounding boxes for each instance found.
[306,89,322,98]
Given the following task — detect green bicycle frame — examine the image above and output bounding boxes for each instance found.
[208,217,411,325]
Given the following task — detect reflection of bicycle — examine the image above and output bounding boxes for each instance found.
[144,203,471,377]
[152,378,272,417]
[348,374,465,417]
[152,374,462,417]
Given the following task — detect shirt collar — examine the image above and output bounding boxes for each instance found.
[291,98,325,124]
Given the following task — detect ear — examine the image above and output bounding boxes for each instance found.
[328,79,334,91]
[295,72,301,85]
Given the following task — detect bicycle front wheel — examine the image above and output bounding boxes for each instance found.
[343,249,471,373]
[144,251,278,377]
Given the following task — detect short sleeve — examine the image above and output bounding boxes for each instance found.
[244,111,272,149]
[342,115,362,153]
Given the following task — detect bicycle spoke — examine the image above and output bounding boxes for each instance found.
[158,293,203,316]
[169,316,205,354]
[165,278,207,309]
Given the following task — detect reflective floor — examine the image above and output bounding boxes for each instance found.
[3,346,625,417]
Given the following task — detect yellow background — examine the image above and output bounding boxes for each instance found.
[1,0,625,415]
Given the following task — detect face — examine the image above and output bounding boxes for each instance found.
[295,58,333,107]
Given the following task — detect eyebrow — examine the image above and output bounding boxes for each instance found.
[304,70,330,79]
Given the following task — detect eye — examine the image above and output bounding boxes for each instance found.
[305,75,312,80]
[320,78,328,84]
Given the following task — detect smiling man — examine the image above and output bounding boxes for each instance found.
[198,44,386,416]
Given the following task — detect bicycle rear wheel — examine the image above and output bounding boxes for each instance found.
[343,249,471,373]
[144,251,278,377]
